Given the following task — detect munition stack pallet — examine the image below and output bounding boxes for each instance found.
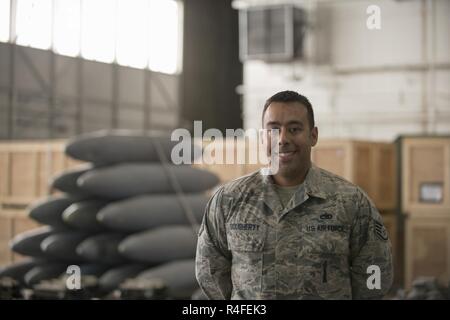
[116,278,169,300]
[0,277,23,299]
[28,275,100,300]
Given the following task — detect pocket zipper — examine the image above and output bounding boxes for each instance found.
[322,261,328,283]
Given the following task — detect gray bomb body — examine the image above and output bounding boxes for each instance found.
[97,194,207,232]
[10,226,57,258]
[24,263,109,287]
[0,259,44,284]
[76,233,127,265]
[51,164,93,197]
[29,195,75,228]
[75,263,110,277]
[24,263,67,286]
[77,164,219,199]
[65,130,200,165]
[62,200,108,232]
[40,232,89,262]
[98,264,148,293]
[118,226,197,264]
[137,259,197,299]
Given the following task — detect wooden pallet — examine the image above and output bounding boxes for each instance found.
[312,140,397,211]
[0,140,84,208]
[0,208,41,267]
[405,215,450,289]
[401,136,450,218]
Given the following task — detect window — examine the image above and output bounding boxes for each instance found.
[16,0,52,50]
[148,0,180,74]
[54,0,81,57]
[0,0,10,42]
[116,0,149,69]
[7,0,182,74]
[81,0,115,63]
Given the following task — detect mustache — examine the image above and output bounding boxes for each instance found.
[273,149,297,153]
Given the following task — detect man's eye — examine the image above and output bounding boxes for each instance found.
[289,127,301,133]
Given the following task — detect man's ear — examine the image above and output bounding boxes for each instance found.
[311,127,318,147]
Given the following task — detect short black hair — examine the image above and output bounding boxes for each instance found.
[262,90,315,129]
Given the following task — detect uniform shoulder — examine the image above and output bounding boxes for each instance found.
[315,166,366,198]
[218,170,262,196]
[315,166,377,211]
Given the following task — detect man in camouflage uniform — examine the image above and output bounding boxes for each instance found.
[195,91,393,299]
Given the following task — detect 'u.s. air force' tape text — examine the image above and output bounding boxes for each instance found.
[182,304,267,317]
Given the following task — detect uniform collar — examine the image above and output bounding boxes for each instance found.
[259,164,327,216]
[303,164,328,200]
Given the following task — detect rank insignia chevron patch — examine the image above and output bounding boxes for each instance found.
[375,221,389,241]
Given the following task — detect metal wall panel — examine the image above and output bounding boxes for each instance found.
[82,60,113,101]
[15,47,51,94]
[0,43,180,140]
[119,66,145,106]
[0,44,10,89]
[55,55,78,98]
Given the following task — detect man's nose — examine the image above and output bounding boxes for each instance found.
[278,127,289,145]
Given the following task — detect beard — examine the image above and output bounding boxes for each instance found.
[272,150,311,181]
[277,160,301,177]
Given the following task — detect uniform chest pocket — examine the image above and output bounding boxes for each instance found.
[226,222,266,296]
[296,226,352,299]
[226,221,266,252]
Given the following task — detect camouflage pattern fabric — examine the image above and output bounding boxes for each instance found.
[195,165,393,300]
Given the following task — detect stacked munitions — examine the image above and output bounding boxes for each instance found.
[0,130,219,299]
[392,277,450,300]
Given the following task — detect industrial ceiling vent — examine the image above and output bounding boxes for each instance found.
[239,5,307,62]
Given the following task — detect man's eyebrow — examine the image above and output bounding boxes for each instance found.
[286,121,304,126]
[266,120,304,126]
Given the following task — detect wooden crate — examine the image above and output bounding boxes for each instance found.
[0,209,40,267]
[194,138,397,211]
[0,140,84,207]
[312,140,397,211]
[401,137,450,217]
[193,138,265,183]
[405,215,450,289]
[0,214,13,266]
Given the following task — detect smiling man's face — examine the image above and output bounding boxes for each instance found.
[263,101,318,183]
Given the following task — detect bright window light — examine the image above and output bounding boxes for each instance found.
[148,0,179,74]
[54,0,81,57]
[10,0,181,73]
[0,0,10,42]
[16,0,52,50]
[116,0,149,69]
[81,0,115,63]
